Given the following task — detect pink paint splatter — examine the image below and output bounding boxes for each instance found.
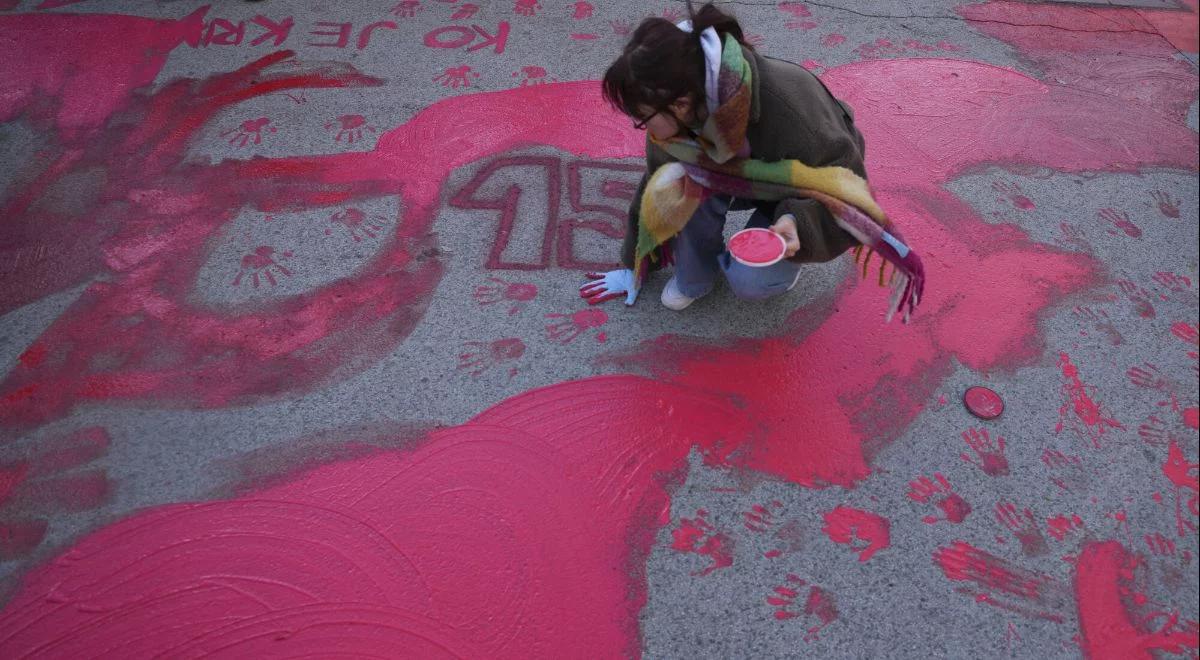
[1056,353,1124,448]
[822,506,890,562]
[1046,514,1085,541]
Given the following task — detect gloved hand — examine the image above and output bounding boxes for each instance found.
[580,269,639,306]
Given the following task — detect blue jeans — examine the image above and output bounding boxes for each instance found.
[671,195,802,299]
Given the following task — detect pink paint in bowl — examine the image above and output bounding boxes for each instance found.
[729,228,787,267]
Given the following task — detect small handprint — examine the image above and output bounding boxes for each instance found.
[609,19,633,36]
[766,574,838,641]
[907,473,972,524]
[232,246,293,288]
[1127,363,1167,390]
[995,501,1049,556]
[660,7,684,22]
[959,428,1009,477]
[325,114,377,144]
[1116,279,1155,319]
[451,3,479,19]
[1144,532,1176,557]
[514,0,540,16]
[390,0,422,17]
[433,65,480,89]
[1045,514,1084,542]
[1171,322,1199,347]
[1100,207,1142,238]
[512,65,556,86]
[821,33,847,47]
[1057,221,1091,252]
[743,500,784,532]
[1150,190,1181,219]
[458,338,525,378]
[1040,449,1086,492]
[991,180,1036,210]
[473,277,538,315]
[571,1,593,19]
[222,117,277,148]
[1138,414,1178,447]
[1152,271,1192,293]
[671,509,733,576]
[1072,306,1123,345]
[325,207,387,242]
[545,309,608,344]
[745,33,767,47]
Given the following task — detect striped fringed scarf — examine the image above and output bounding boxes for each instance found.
[634,30,925,322]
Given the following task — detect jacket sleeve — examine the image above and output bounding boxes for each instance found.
[775,100,869,264]
[620,138,672,269]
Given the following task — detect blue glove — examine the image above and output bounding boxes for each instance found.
[580,269,639,306]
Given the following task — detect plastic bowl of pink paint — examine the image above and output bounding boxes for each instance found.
[729,228,787,267]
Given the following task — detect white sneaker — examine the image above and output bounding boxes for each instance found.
[661,275,701,310]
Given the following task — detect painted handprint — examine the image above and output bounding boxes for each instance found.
[1139,414,1179,447]
[1056,221,1092,252]
[472,277,538,315]
[995,501,1049,556]
[325,207,387,242]
[1040,449,1086,492]
[743,500,784,532]
[571,1,593,19]
[1171,322,1199,347]
[1150,190,1181,219]
[907,473,972,524]
[1116,279,1155,318]
[544,309,608,344]
[514,0,540,16]
[221,117,276,148]
[1152,271,1192,293]
[745,33,767,47]
[991,180,1036,210]
[458,338,526,378]
[659,7,683,22]
[450,3,479,20]
[390,0,421,17]
[325,114,377,144]
[512,65,556,86]
[1072,305,1122,345]
[778,2,817,30]
[821,506,890,562]
[959,428,1009,476]
[433,65,480,89]
[1045,514,1084,542]
[671,509,733,577]
[609,19,633,36]
[766,574,839,641]
[1100,207,1142,238]
[231,246,293,288]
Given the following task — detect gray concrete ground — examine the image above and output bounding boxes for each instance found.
[0,0,1197,658]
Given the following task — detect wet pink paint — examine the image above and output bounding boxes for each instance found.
[1074,541,1200,659]
[1,1,1198,653]
[729,228,785,265]
[821,506,890,562]
[1056,353,1124,448]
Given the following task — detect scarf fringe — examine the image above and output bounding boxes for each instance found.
[853,243,924,324]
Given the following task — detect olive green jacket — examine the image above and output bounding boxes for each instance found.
[620,48,867,268]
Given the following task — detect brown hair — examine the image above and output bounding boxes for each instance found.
[601,2,749,120]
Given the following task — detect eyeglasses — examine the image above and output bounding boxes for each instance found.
[632,110,659,130]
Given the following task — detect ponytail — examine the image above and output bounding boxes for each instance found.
[602,3,749,119]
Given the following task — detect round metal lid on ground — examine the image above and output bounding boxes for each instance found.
[963,386,1004,420]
